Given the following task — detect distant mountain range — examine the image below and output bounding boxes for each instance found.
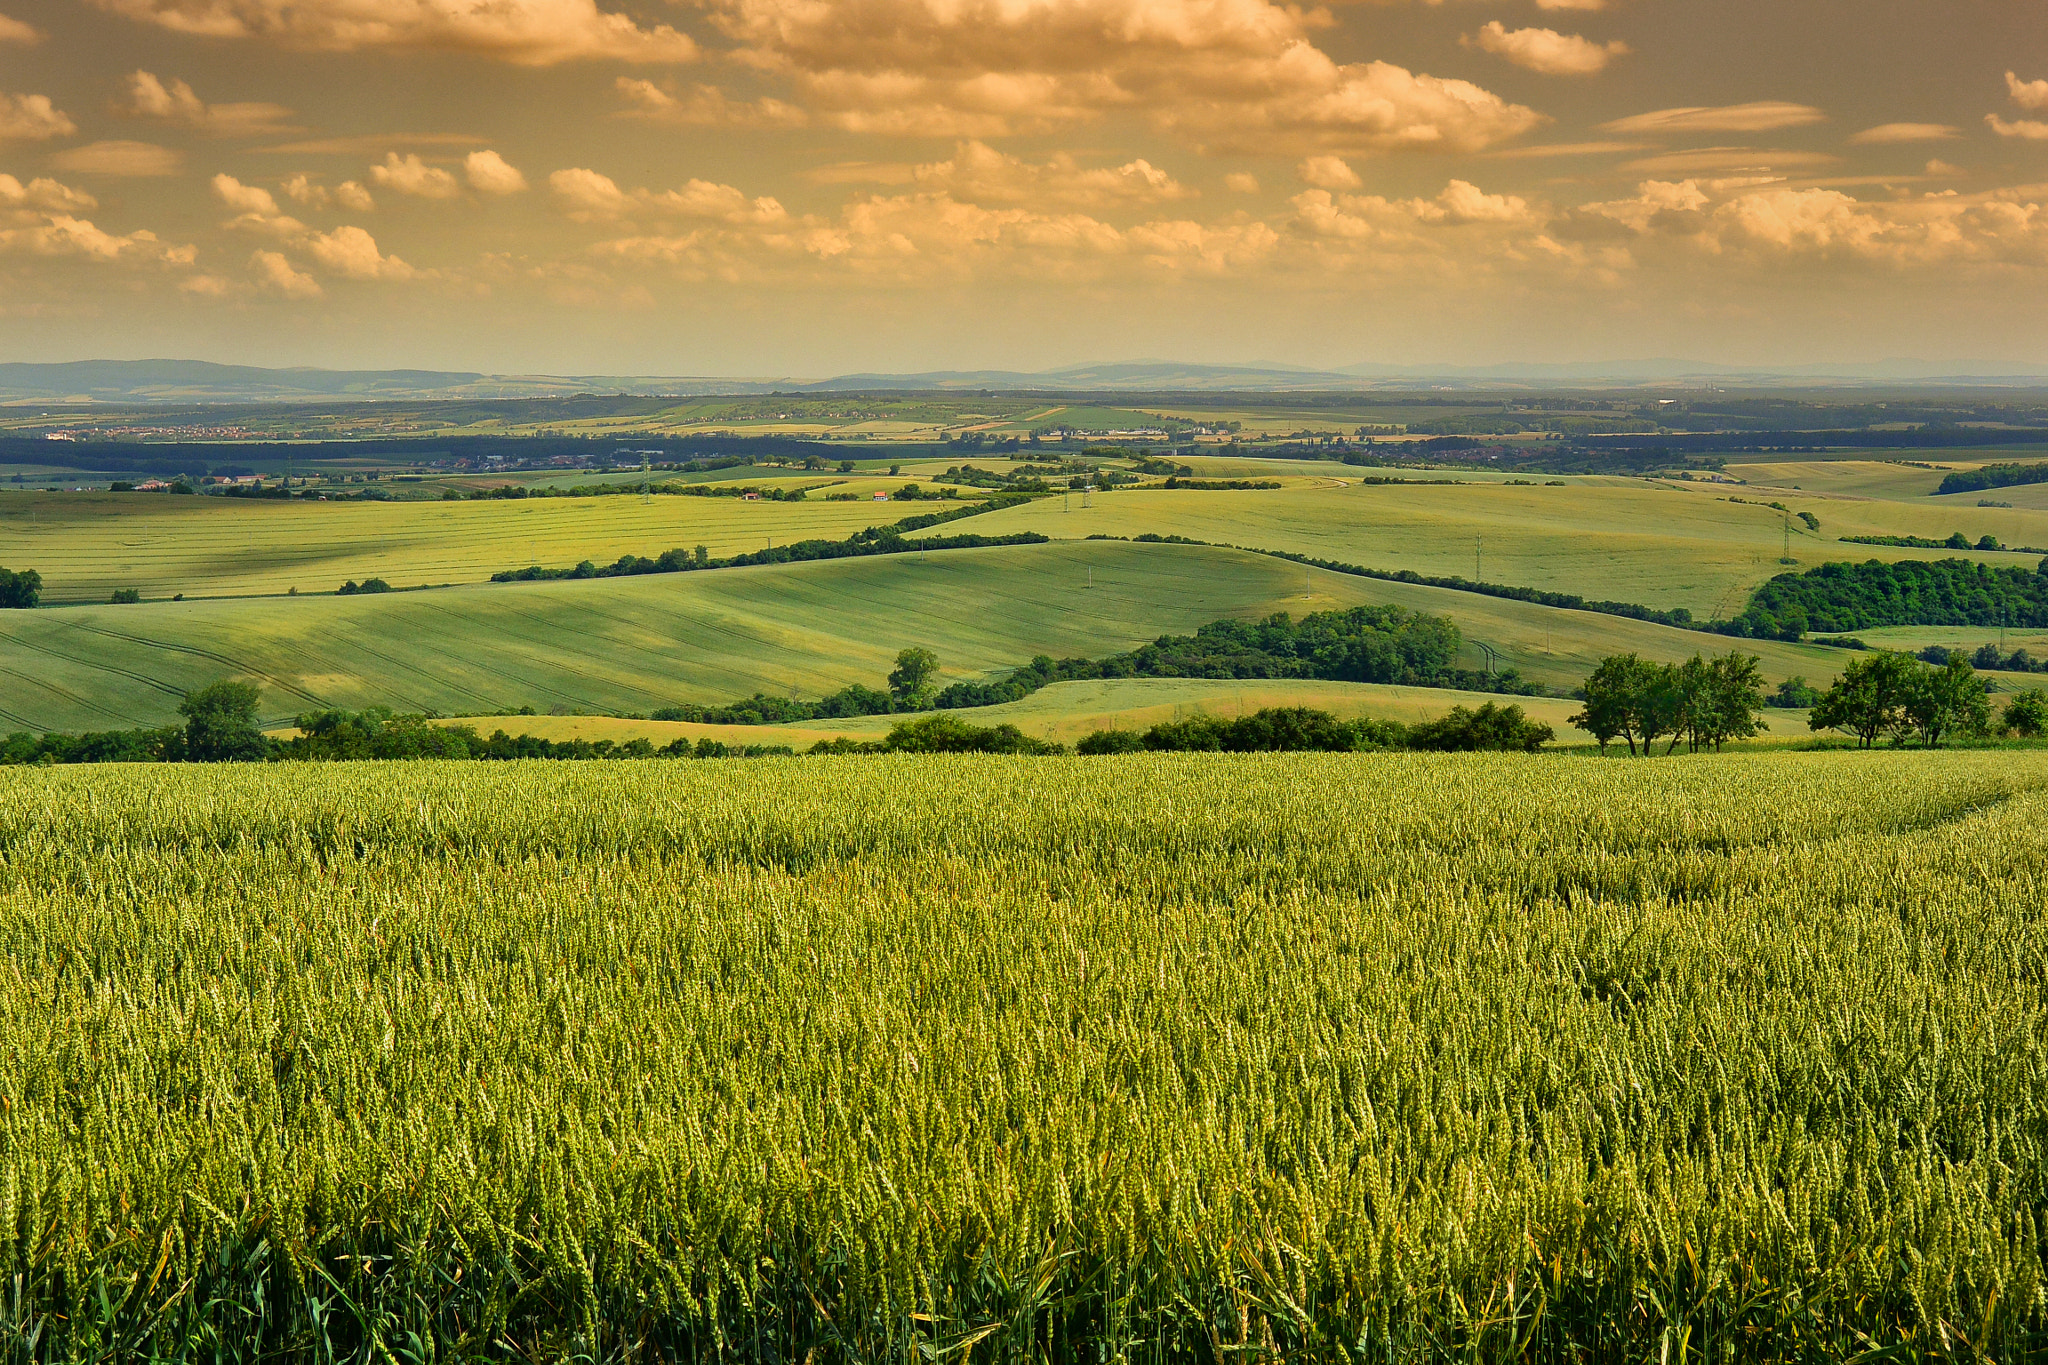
[3,357,2046,403]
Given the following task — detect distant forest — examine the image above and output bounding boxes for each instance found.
[1740,559,2048,634]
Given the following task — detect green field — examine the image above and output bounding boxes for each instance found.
[0,487,918,602]
[913,478,2044,617]
[0,540,1882,734]
[7,754,2045,1359]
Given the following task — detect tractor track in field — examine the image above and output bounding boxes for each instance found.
[52,620,333,709]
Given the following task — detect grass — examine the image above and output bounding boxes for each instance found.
[0,488,915,603]
[0,540,1878,735]
[4,754,2045,1359]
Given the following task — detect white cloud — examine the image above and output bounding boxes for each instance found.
[337,181,375,211]
[1602,102,1826,135]
[122,71,295,135]
[1470,23,1627,77]
[49,141,184,176]
[87,0,699,64]
[465,150,528,195]
[1298,155,1360,190]
[1850,123,1960,145]
[369,152,460,199]
[0,12,39,42]
[2007,72,2048,113]
[0,93,75,142]
[252,248,321,297]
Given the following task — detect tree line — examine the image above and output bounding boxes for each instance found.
[648,607,1535,728]
[1569,646,2042,752]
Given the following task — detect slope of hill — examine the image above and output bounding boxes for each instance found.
[0,540,1860,734]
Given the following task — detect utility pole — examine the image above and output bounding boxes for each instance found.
[1781,510,1792,564]
[1474,535,1482,582]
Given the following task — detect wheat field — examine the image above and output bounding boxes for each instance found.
[4,752,2045,1360]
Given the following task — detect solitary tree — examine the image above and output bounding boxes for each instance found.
[180,680,268,761]
[0,566,41,609]
[887,647,940,706]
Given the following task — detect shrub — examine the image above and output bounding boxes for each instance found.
[879,714,1064,754]
[2003,688,2048,738]
[1076,728,1146,755]
[1409,702,1554,753]
[110,588,141,604]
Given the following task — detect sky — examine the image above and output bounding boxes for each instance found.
[0,0,2045,376]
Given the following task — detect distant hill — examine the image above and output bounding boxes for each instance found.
[3,356,2046,403]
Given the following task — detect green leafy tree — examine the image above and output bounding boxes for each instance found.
[1571,653,1651,754]
[1809,651,1919,748]
[1569,653,1679,755]
[2003,687,2048,738]
[0,566,42,609]
[1691,651,1768,752]
[180,680,269,762]
[1902,655,1990,747]
[887,647,940,705]
[1769,676,1819,708]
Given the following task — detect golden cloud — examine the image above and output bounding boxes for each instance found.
[49,140,185,175]
[550,167,788,223]
[703,0,1540,150]
[0,93,75,142]
[2007,72,2048,114]
[1468,23,1627,77]
[0,12,39,42]
[1988,116,2048,142]
[1298,155,1361,190]
[89,0,699,65]
[465,150,528,195]
[0,173,95,214]
[1849,123,1961,145]
[122,71,297,135]
[252,248,321,297]
[613,78,809,128]
[369,152,461,199]
[1601,102,1825,135]
[843,140,1199,208]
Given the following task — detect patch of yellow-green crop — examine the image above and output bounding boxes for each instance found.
[0,487,910,603]
[2,752,2044,1360]
[0,541,1864,733]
